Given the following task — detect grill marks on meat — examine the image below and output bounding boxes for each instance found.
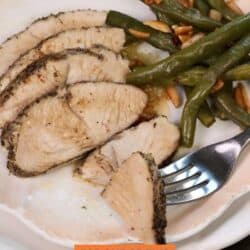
[1,82,147,177]
[102,152,166,243]
[0,10,107,78]
[0,27,125,93]
[76,117,180,187]
[0,48,129,128]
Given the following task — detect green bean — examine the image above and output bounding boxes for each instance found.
[207,0,241,21]
[181,33,250,147]
[175,66,207,86]
[127,14,250,85]
[175,64,250,86]
[198,103,216,127]
[123,43,205,77]
[212,105,229,120]
[224,63,250,81]
[154,11,175,26]
[123,42,209,86]
[185,87,215,127]
[123,46,219,87]
[148,0,221,31]
[158,66,207,87]
[125,33,138,45]
[202,54,221,66]
[123,42,248,86]
[194,0,210,16]
[106,11,178,53]
[214,90,250,127]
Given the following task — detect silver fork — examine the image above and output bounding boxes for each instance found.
[160,128,250,205]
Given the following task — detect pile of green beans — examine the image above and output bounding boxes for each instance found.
[122,44,216,127]
[127,14,250,85]
[181,33,250,146]
[148,0,221,31]
[106,1,250,148]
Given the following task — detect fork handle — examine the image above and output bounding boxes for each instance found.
[233,128,250,148]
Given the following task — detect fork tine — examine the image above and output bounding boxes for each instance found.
[159,155,192,177]
[166,179,219,205]
[164,172,209,194]
[163,165,200,184]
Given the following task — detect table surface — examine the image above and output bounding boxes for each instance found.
[224,237,250,250]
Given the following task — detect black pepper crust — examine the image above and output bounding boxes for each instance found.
[0,48,105,106]
[140,152,167,244]
[0,90,86,177]
[0,26,125,93]
[0,9,107,48]
[0,10,108,94]
[1,81,144,178]
[101,152,167,244]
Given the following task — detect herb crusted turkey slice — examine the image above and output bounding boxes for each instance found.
[75,116,180,187]
[102,152,166,244]
[0,47,129,128]
[0,10,107,79]
[1,82,147,177]
[0,27,125,94]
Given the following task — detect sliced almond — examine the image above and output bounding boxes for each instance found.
[211,79,224,94]
[209,9,222,22]
[173,25,193,36]
[155,0,162,4]
[234,83,250,112]
[239,83,250,113]
[178,0,194,8]
[172,25,178,30]
[225,0,243,15]
[166,86,182,108]
[234,85,245,109]
[144,0,162,5]
[181,33,205,49]
[241,93,250,113]
[144,20,171,33]
[178,34,192,43]
[128,29,150,39]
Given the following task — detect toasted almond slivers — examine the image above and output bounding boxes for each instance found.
[209,9,222,22]
[174,25,193,36]
[144,20,171,33]
[225,0,243,15]
[239,83,250,113]
[144,0,162,5]
[166,86,182,108]
[178,0,194,8]
[181,32,205,49]
[155,0,162,4]
[178,34,192,43]
[234,85,245,109]
[128,29,150,39]
[234,83,250,112]
[211,79,225,94]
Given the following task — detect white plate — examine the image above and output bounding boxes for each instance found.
[0,0,249,249]
[0,193,249,250]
